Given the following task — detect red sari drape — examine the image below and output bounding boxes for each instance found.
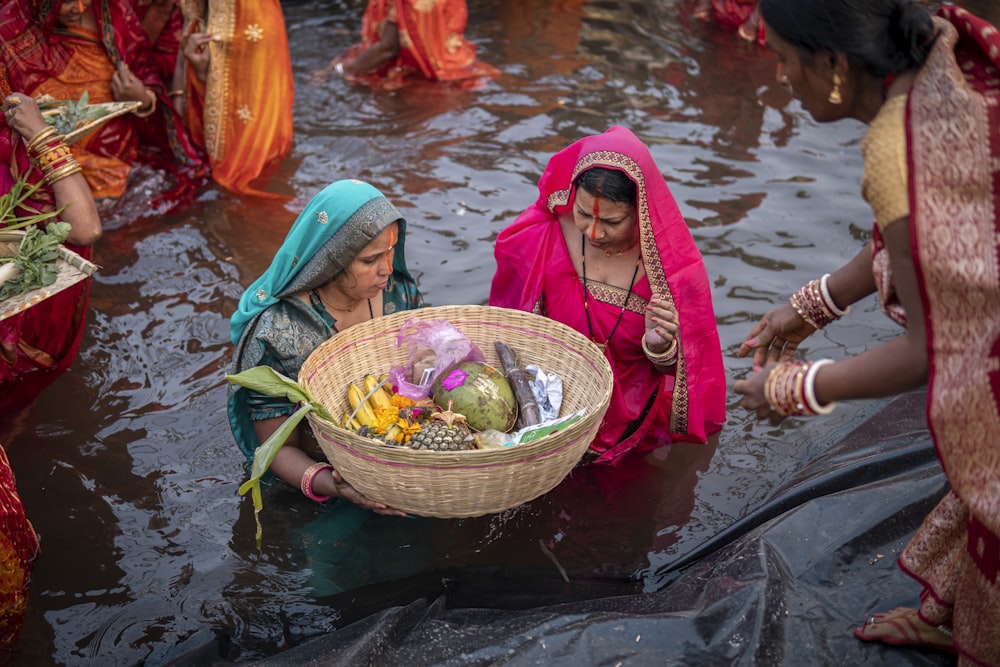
[0,444,39,650]
[0,77,92,390]
[490,126,726,465]
[879,8,1000,664]
[0,0,206,210]
[343,0,498,88]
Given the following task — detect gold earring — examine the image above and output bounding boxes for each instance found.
[828,74,843,105]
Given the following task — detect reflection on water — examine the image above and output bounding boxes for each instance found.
[0,0,977,663]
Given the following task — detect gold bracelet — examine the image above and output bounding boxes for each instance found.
[168,89,186,97]
[134,89,158,118]
[26,125,58,152]
[642,335,678,365]
[44,158,82,185]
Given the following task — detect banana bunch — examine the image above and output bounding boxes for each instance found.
[342,374,395,434]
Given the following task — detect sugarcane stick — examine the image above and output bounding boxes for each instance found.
[494,340,541,428]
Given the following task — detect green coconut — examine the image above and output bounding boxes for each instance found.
[431,361,517,433]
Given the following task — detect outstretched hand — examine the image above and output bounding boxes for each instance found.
[732,362,786,425]
[737,303,815,368]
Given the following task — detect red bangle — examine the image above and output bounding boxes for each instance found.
[300,462,334,502]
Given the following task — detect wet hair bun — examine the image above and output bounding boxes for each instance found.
[887,0,935,71]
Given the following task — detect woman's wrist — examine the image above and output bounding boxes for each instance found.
[134,89,157,117]
[300,462,335,502]
[764,359,837,416]
[642,332,678,366]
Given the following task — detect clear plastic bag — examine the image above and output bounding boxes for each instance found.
[388,318,485,399]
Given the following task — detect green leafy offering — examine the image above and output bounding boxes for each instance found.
[0,171,65,232]
[0,222,71,302]
[44,91,101,136]
[225,366,336,548]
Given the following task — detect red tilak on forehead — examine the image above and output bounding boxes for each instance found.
[385,225,397,271]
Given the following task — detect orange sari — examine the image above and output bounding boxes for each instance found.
[181,0,294,197]
[343,0,499,88]
[33,27,134,199]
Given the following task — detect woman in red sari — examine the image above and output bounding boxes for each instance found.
[735,2,1000,663]
[317,0,498,89]
[0,0,205,210]
[0,89,101,405]
[0,443,40,652]
[491,126,726,465]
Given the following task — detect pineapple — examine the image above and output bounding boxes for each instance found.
[407,406,474,451]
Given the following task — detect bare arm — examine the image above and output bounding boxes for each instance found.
[253,415,405,516]
[3,94,101,246]
[737,242,876,366]
[344,21,400,74]
[813,217,926,402]
[734,217,925,421]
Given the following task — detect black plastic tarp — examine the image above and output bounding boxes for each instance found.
[219,390,956,667]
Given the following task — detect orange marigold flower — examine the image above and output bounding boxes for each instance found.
[372,406,400,435]
[390,393,416,408]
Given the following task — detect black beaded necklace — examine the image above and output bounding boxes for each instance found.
[580,234,640,351]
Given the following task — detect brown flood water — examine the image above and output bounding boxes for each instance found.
[1,0,993,663]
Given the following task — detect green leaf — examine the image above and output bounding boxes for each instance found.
[225,366,335,422]
[0,222,74,301]
[237,402,316,549]
[226,366,311,404]
[0,171,67,232]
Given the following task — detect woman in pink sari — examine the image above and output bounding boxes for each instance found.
[490,126,726,465]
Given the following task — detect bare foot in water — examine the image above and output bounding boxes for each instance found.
[854,607,955,653]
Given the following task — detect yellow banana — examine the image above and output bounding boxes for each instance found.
[382,424,403,444]
[364,374,393,411]
[347,383,377,427]
[347,382,363,410]
[338,414,363,433]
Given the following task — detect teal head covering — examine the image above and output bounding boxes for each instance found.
[229,179,407,345]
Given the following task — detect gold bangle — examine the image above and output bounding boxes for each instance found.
[134,90,158,118]
[26,125,58,152]
[168,89,186,97]
[642,335,678,365]
[44,157,82,185]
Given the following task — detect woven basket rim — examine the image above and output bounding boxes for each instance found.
[299,304,613,462]
[0,230,98,321]
[296,304,615,517]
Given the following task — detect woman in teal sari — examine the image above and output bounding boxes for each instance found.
[229,179,422,514]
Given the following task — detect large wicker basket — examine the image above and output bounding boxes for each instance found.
[299,305,614,518]
[0,230,97,321]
